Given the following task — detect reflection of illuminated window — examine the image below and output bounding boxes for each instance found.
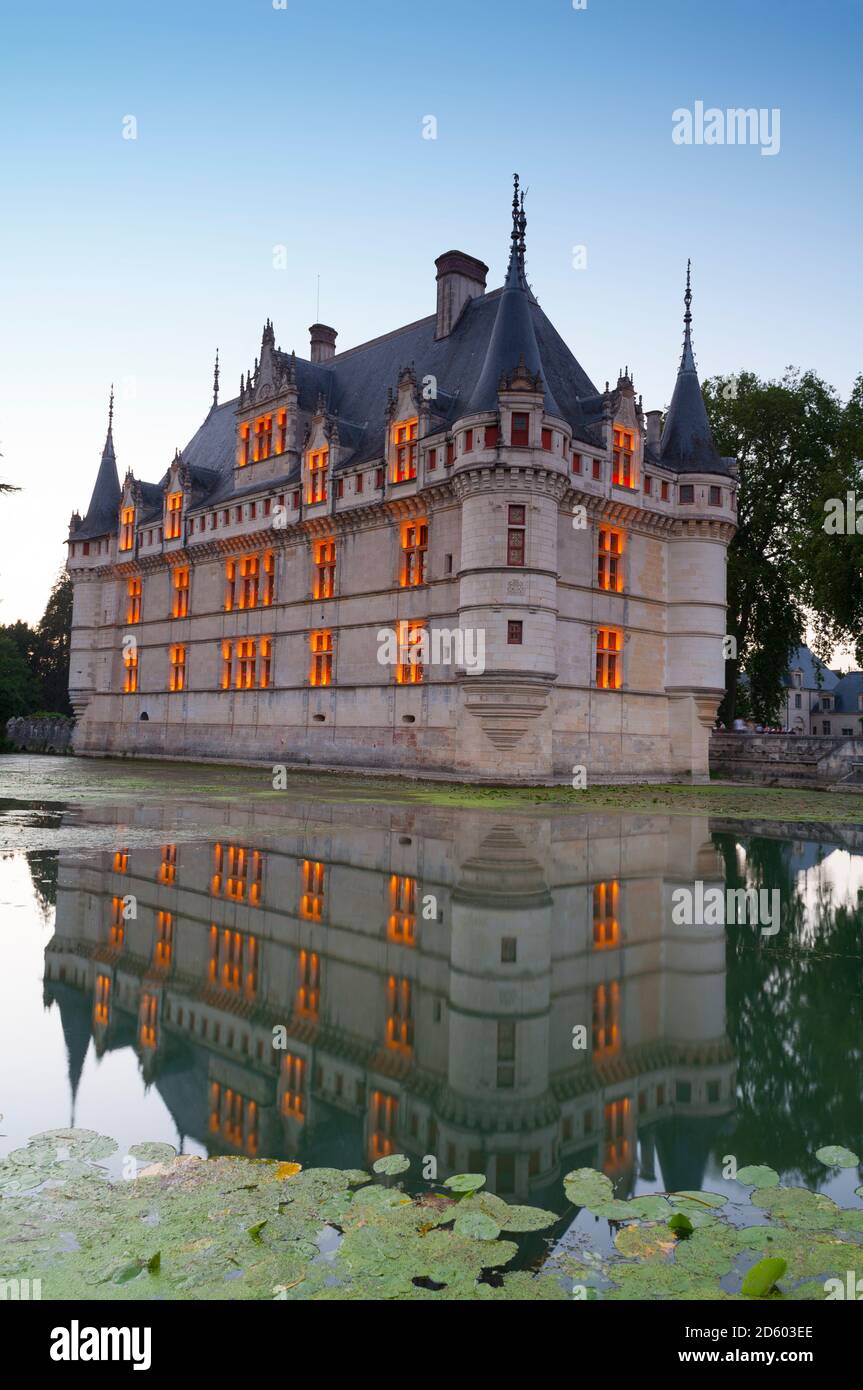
[281,1053,305,1121]
[385,976,413,1054]
[113,849,129,874]
[592,881,620,948]
[211,844,263,904]
[300,860,325,921]
[388,874,416,944]
[604,1097,630,1171]
[140,992,158,1049]
[154,911,173,969]
[208,926,259,997]
[370,1090,399,1160]
[159,844,177,885]
[209,1082,258,1155]
[296,949,320,1019]
[593,981,620,1057]
[109,896,125,948]
[497,1020,515,1089]
[94,973,111,1025]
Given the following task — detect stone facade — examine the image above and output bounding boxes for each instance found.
[66,183,737,784]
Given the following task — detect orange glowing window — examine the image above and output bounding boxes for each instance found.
[238,422,251,468]
[593,980,621,1058]
[593,881,620,948]
[313,540,336,599]
[612,427,637,488]
[385,976,414,1054]
[309,630,332,686]
[123,647,138,693]
[113,849,129,874]
[259,637,272,689]
[604,1097,631,1171]
[172,566,190,618]
[225,554,262,611]
[300,860,325,921]
[126,577,142,624]
[140,992,158,1049]
[296,949,320,1019]
[236,638,256,688]
[307,448,329,504]
[253,414,273,462]
[109,896,125,948]
[262,549,275,606]
[392,419,418,482]
[396,620,426,684]
[212,843,263,905]
[154,911,173,969]
[400,520,428,587]
[597,527,624,593]
[208,925,259,997]
[94,973,111,1026]
[388,874,417,945]
[119,506,135,551]
[209,1082,258,1155]
[281,1053,306,1121]
[165,491,183,540]
[221,637,269,690]
[276,409,288,454]
[595,627,622,689]
[168,644,186,692]
[370,1090,399,1161]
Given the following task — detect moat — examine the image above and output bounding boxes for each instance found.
[1,756,862,1218]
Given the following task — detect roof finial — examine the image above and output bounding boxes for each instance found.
[681,258,696,370]
[212,348,220,407]
[108,383,114,431]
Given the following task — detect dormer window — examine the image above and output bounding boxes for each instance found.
[239,423,251,468]
[307,448,328,504]
[254,415,272,461]
[393,419,418,482]
[119,506,135,552]
[166,491,183,540]
[612,428,637,488]
[276,409,288,453]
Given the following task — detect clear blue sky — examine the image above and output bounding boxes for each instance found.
[1,0,860,623]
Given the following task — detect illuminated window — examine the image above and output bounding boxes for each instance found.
[604,1097,630,1171]
[159,844,177,885]
[208,925,259,997]
[400,520,428,587]
[237,638,256,688]
[263,550,275,605]
[212,843,263,905]
[612,427,636,487]
[593,981,621,1057]
[597,527,624,593]
[221,637,270,690]
[511,412,530,447]
[123,647,138,694]
[109,895,125,948]
[169,644,186,692]
[209,1082,258,1155]
[281,1053,306,1120]
[154,911,173,969]
[296,949,320,1019]
[313,540,336,599]
[126,578,142,624]
[165,491,183,540]
[369,1090,399,1161]
[238,422,251,468]
[260,637,272,689]
[307,447,329,504]
[396,620,426,684]
[172,566,190,618]
[240,555,259,608]
[592,881,620,948]
[140,992,158,1050]
[276,409,288,454]
[113,849,129,874]
[253,414,273,462]
[300,860,325,921]
[225,554,263,611]
[385,976,413,1054]
[388,874,417,945]
[392,419,418,482]
[309,630,332,686]
[595,627,622,689]
[94,973,111,1026]
[119,506,135,552]
[507,505,525,566]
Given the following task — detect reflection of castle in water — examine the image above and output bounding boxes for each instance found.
[44,802,735,1203]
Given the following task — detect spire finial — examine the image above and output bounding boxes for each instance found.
[680,258,696,370]
[212,348,220,407]
[507,173,528,283]
[684,258,692,328]
[108,383,114,430]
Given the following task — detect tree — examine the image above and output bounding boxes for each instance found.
[0,630,39,729]
[704,369,856,724]
[32,573,73,715]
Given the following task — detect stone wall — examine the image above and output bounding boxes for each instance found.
[5,716,75,754]
[710,731,863,787]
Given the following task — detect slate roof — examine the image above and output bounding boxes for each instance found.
[823,671,863,714]
[782,645,840,692]
[74,419,121,541]
[659,263,729,477]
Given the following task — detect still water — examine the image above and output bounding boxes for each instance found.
[1,757,862,1214]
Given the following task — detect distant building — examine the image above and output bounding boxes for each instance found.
[66,178,737,784]
[810,671,863,737]
[782,646,839,733]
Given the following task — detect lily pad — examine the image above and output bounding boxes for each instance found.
[815,1145,859,1169]
[443,1173,486,1194]
[372,1154,410,1176]
[563,1168,614,1209]
[741,1256,787,1298]
[128,1142,177,1164]
[736,1165,780,1188]
[452,1211,500,1241]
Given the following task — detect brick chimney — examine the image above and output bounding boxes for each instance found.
[435,251,488,340]
[309,323,337,363]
